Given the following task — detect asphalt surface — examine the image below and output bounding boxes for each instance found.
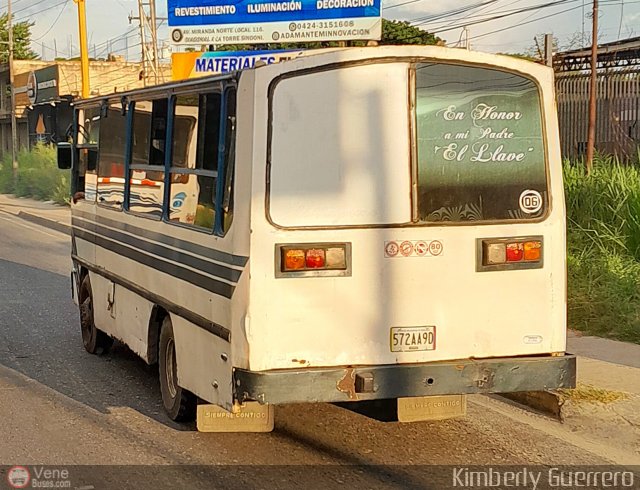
[0,209,632,489]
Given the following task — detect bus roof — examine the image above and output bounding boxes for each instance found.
[71,45,551,107]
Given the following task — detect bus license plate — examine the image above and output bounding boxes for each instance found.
[390,326,436,352]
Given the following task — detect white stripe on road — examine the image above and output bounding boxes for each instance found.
[0,212,64,239]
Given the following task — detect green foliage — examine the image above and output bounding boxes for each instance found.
[565,155,640,343]
[218,18,442,51]
[0,145,69,205]
[564,156,640,261]
[380,19,442,45]
[568,251,640,343]
[0,14,38,62]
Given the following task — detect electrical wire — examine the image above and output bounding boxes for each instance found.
[424,0,533,30]
[416,0,581,31]
[14,0,68,23]
[32,0,69,41]
[466,3,586,41]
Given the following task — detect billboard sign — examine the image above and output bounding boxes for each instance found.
[168,0,381,45]
[172,50,303,79]
[14,65,60,106]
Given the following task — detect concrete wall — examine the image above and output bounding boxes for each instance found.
[0,60,171,159]
[56,61,172,98]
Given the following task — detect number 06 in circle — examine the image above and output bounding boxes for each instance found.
[390,326,436,352]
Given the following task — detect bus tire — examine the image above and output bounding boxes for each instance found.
[159,316,196,422]
[78,275,114,355]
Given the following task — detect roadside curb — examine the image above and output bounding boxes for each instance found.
[18,211,71,236]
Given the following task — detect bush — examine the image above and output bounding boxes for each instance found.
[0,145,70,205]
[568,249,640,343]
[565,156,640,344]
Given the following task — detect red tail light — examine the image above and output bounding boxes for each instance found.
[506,243,524,262]
[305,249,326,269]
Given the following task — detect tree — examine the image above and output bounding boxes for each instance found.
[0,14,39,63]
[380,19,443,46]
[503,31,599,63]
[218,18,443,51]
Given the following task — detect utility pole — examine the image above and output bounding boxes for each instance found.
[586,0,598,174]
[8,0,19,180]
[74,0,91,99]
[130,0,165,86]
[462,27,470,50]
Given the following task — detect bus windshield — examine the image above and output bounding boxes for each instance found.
[415,63,548,223]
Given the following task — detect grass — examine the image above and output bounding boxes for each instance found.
[558,383,629,405]
[0,144,70,205]
[565,155,640,344]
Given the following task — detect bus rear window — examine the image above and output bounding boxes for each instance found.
[416,63,548,223]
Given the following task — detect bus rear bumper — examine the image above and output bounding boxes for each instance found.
[233,354,576,405]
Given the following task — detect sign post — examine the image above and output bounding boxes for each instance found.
[73,0,91,99]
[168,0,381,46]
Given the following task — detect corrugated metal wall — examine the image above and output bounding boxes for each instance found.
[556,69,640,161]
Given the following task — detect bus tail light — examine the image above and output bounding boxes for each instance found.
[524,241,542,261]
[506,243,524,262]
[305,249,326,269]
[478,237,543,271]
[283,249,306,270]
[277,243,351,277]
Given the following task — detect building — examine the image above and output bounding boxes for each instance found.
[0,59,171,159]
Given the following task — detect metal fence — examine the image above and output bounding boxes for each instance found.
[556,68,640,161]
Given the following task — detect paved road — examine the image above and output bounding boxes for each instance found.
[0,210,629,489]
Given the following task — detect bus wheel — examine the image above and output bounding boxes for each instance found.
[159,316,196,422]
[78,275,113,355]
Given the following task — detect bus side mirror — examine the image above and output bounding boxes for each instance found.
[57,142,72,169]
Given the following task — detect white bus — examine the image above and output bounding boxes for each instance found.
[58,46,575,428]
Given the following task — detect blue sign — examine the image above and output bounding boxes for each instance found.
[169,0,380,26]
[197,50,297,72]
[168,0,381,44]
[172,50,303,79]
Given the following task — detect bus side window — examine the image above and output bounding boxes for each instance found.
[221,87,236,235]
[97,104,128,210]
[126,99,167,219]
[169,92,221,230]
[75,107,101,203]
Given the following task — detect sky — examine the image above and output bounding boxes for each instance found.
[13,0,640,61]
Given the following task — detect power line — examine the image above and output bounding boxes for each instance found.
[416,0,581,30]
[465,0,639,42]
[32,0,69,41]
[425,0,531,30]
[7,0,52,17]
[14,0,68,23]
[466,3,586,41]
[390,0,579,45]
[402,0,502,23]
